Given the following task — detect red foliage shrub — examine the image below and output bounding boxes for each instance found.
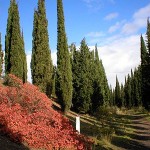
[0,74,92,150]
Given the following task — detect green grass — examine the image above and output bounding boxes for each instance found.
[51,101,150,150]
[66,107,149,150]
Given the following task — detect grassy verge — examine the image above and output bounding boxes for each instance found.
[66,107,149,150]
[51,101,150,150]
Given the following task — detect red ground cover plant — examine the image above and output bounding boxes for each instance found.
[0,74,92,150]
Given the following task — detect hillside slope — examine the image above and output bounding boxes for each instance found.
[0,74,92,150]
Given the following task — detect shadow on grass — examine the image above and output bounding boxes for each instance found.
[112,136,150,150]
[111,113,150,150]
[126,132,150,141]
[126,124,147,130]
[66,106,150,150]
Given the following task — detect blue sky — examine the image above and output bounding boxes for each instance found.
[0,0,150,87]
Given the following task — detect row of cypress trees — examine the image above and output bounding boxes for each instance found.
[71,41,110,114]
[113,19,150,110]
[1,0,150,114]
[113,67,141,108]
[2,0,110,114]
[141,19,150,110]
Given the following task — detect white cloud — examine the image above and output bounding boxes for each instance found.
[88,34,140,88]
[26,34,141,88]
[86,31,105,37]
[108,20,125,33]
[83,0,102,11]
[104,12,119,21]
[82,0,115,12]
[122,3,150,34]
[26,4,150,88]
[85,4,150,87]
[51,51,57,66]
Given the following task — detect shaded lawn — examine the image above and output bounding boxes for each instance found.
[67,109,150,150]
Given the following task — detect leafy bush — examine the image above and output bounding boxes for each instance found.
[4,74,23,88]
[0,74,92,150]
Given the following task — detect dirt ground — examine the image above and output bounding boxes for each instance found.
[130,114,150,149]
[112,113,150,150]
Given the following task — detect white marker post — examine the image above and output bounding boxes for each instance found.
[76,115,80,134]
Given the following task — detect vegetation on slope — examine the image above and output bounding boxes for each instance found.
[0,74,92,150]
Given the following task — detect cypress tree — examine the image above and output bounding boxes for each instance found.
[5,0,27,81]
[109,85,113,106]
[141,35,148,65]
[72,39,92,113]
[91,44,110,110]
[115,76,121,107]
[71,45,81,112]
[120,83,125,107]
[130,69,135,106]
[56,0,73,113]
[134,67,142,107]
[0,33,3,76]
[101,61,110,106]
[140,34,150,109]
[124,74,132,108]
[21,30,27,83]
[112,89,115,106]
[147,18,150,55]
[91,45,103,113]
[123,67,142,108]
[31,0,53,96]
[145,19,150,109]
[51,66,56,97]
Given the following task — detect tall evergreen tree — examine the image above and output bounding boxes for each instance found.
[71,45,81,112]
[72,39,92,113]
[91,45,104,113]
[140,34,150,109]
[21,30,27,83]
[93,45,110,107]
[120,83,125,107]
[130,69,135,106]
[145,19,150,109]
[51,66,56,97]
[5,0,27,82]
[56,0,72,113]
[147,18,150,55]
[133,67,142,107]
[124,74,132,108]
[123,66,142,108]
[112,89,115,106]
[31,0,53,96]
[100,60,110,106]
[141,35,148,65]
[0,33,3,76]
[109,85,113,106]
[115,76,122,107]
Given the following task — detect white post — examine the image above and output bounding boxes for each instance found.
[76,116,80,133]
